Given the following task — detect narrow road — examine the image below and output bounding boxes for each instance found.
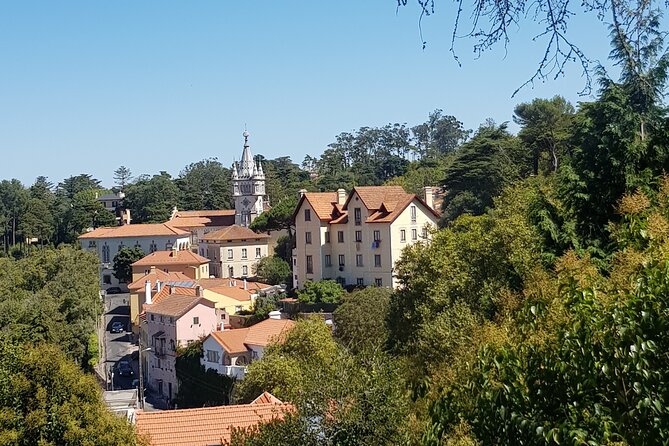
[103,293,137,391]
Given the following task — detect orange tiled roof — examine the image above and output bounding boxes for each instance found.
[346,186,409,211]
[251,391,284,405]
[132,250,209,267]
[245,318,295,347]
[302,192,338,221]
[146,294,210,318]
[79,223,189,239]
[208,318,295,353]
[198,278,273,302]
[201,225,269,241]
[127,271,192,291]
[174,210,236,217]
[135,396,292,446]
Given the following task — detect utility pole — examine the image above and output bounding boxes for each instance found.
[138,334,145,409]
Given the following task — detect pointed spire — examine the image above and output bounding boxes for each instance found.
[232,161,239,179]
[256,157,265,179]
[239,130,255,178]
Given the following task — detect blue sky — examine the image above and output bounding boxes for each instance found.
[0,1,625,187]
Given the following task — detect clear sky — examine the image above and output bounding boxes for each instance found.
[0,1,627,187]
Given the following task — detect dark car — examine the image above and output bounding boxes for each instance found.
[117,360,134,377]
[106,287,123,294]
[110,321,125,333]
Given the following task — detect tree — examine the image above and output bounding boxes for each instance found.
[0,179,28,251]
[250,196,297,238]
[411,109,470,159]
[113,246,145,283]
[56,174,101,200]
[261,156,311,205]
[333,287,392,354]
[513,96,575,174]
[253,256,292,286]
[0,340,143,445]
[441,123,526,223]
[175,340,234,408]
[176,158,232,210]
[19,198,54,246]
[71,189,117,233]
[113,166,133,191]
[297,280,345,304]
[124,172,180,223]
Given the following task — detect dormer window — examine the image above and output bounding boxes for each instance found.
[354,208,362,225]
[410,205,417,223]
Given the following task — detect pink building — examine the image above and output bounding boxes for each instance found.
[143,286,217,401]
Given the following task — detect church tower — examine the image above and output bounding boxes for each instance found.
[232,131,265,227]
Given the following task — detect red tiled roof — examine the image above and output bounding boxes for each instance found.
[251,391,284,405]
[210,328,250,354]
[346,186,408,211]
[146,294,211,318]
[201,225,269,241]
[198,278,273,302]
[135,396,292,446]
[296,192,338,221]
[79,223,189,239]
[127,271,192,291]
[132,250,209,267]
[245,318,295,347]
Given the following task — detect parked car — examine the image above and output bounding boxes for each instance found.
[117,360,134,377]
[110,321,125,333]
[106,287,123,294]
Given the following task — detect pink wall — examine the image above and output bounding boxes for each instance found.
[175,301,218,347]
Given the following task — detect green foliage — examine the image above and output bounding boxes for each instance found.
[333,287,392,354]
[411,109,471,158]
[297,280,345,304]
[0,340,141,445]
[112,246,145,283]
[176,158,232,211]
[253,256,291,286]
[124,172,180,223]
[385,158,447,196]
[250,196,297,234]
[441,123,527,223]
[86,333,99,368]
[175,340,234,408]
[0,246,101,365]
[260,156,311,205]
[272,235,293,264]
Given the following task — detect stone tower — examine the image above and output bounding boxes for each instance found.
[232,131,265,227]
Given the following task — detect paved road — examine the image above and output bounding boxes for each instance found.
[103,293,137,391]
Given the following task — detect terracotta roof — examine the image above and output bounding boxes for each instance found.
[146,294,211,318]
[207,318,295,353]
[346,186,409,211]
[252,391,284,405]
[135,397,291,446]
[132,250,209,267]
[298,192,338,221]
[210,328,250,354]
[127,271,192,291]
[201,225,269,241]
[174,210,236,217]
[79,223,189,239]
[198,278,273,302]
[245,318,295,347]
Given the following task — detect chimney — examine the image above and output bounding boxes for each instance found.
[268,310,281,320]
[171,245,178,255]
[150,265,156,274]
[145,280,152,305]
[243,278,248,290]
[169,286,174,295]
[156,280,162,293]
[423,186,434,210]
[298,189,307,199]
[337,188,346,205]
[196,285,203,297]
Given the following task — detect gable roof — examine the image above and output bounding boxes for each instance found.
[207,318,295,354]
[127,270,192,291]
[167,210,236,229]
[131,250,209,267]
[201,225,269,241]
[135,395,291,446]
[146,294,212,318]
[345,186,408,211]
[79,223,189,239]
[293,192,339,222]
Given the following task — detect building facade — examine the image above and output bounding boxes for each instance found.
[201,225,270,279]
[292,186,440,289]
[231,131,265,227]
[78,224,191,290]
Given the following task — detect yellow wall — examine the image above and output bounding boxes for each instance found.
[201,289,254,315]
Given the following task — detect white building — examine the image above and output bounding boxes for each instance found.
[201,225,270,279]
[79,223,191,290]
[292,186,440,289]
[231,131,266,227]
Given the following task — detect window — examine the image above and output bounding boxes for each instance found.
[354,208,362,225]
[338,255,345,267]
[117,243,124,252]
[256,247,262,258]
[193,317,199,325]
[227,249,233,260]
[206,350,220,363]
[305,232,312,244]
[228,266,234,277]
[325,231,330,243]
[242,265,248,276]
[169,317,173,324]
[242,248,247,259]
[235,305,242,313]
[337,231,344,243]
[151,314,155,321]
[412,229,418,240]
[306,255,313,274]
[355,230,362,242]
[356,254,363,267]
[422,227,428,238]
[88,240,96,248]
[102,245,110,263]
[150,242,158,253]
[373,230,381,241]
[374,254,381,267]
[410,205,417,223]
[304,209,311,221]
[165,242,173,250]
[103,275,111,285]
[400,229,406,242]
[356,278,364,286]
[324,255,332,267]
[375,278,383,287]
[336,277,346,286]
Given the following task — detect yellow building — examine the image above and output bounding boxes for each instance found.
[292,186,440,289]
[201,225,270,279]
